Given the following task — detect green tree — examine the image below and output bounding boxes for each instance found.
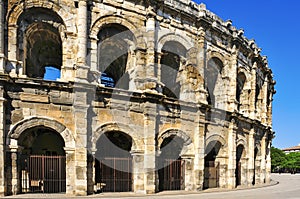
[284,152,300,173]
[271,146,286,172]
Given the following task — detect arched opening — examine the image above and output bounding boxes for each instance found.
[158,135,185,191]
[18,127,66,193]
[98,24,135,90]
[205,57,223,106]
[235,144,245,187]
[236,72,246,108]
[204,141,222,189]
[161,41,187,99]
[17,8,63,79]
[95,131,133,192]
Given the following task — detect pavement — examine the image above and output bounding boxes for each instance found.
[3,173,300,199]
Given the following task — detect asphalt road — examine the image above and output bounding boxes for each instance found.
[4,173,300,199]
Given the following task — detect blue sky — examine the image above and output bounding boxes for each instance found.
[194,0,300,149]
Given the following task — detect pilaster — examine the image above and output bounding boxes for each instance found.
[75,0,89,83]
[0,0,4,74]
[249,63,257,120]
[247,127,255,186]
[142,102,157,194]
[0,86,5,196]
[227,118,237,189]
[193,108,205,190]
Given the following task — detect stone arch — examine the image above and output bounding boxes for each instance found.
[92,122,138,151]
[158,129,192,147]
[90,15,143,46]
[8,116,75,148]
[206,51,225,64]
[158,129,193,156]
[205,134,226,147]
[157,33,193,53]
[237,138,247,150]
[7,1,75,33]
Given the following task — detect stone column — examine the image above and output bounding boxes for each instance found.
[227,119,237,189]
[260,136,266,184]
[0,87,5,196]
[181,155,194,191]
[195,27,208,104]
[73,83,95,195]
[229,45,238,112]
[143,102,157,194]
[64,148,76,195]
[131,150,145,193]
[247,127,255,186]
[7,25,18,76]
[194,108,205,190]
[75,0,89,82]
[135,13,157,91]
[249,63,257,120]
[9,146,19,195]
[89,37,101,84]
[0,0,5,73]
[261,78,268,124]
[265,139,271,184]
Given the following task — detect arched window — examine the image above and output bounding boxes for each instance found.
[17,8,63,80]
[161,41,187,99]
[236,72,246,103]
[97,24,135,90]
[205,57,223,106]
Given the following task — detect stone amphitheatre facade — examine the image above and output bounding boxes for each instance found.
[0,0,275,196]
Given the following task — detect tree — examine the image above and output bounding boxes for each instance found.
[283,152,300,173]
[271,146,286,172]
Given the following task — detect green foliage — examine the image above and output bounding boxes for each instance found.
[284,152,300,170]
[271,146,286,171]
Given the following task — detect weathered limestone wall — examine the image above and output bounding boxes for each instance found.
[0,0,275,196]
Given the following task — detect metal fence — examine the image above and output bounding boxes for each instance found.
[160,159,185,191]
[21,155,66,193]
[96,157,133,192]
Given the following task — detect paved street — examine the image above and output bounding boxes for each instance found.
[4,174,300,199]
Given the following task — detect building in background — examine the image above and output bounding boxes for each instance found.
[0,0,275,196]
[282,144,300,154]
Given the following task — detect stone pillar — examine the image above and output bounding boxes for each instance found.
[75,0,89,82]
[7,25,18,76]
[131,150,145,193]
[64,148,76,196]
[265,139,271,184]
[89,37,101,84]
[227,119,237,189]
[143,102,157,194]
[182,155,194,191]
[136,13,157,92]
[194,108,205,190]
[0,87,5,196]
[9,146,18,195]
[196,27,208,104]
[261,78,268,124]
[0,0,5,73]
[260,136,266,184]
[249,63,257,120]
[229,45,238,112]
[247,128,255,186]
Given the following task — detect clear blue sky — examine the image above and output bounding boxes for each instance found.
[194,0,300,149]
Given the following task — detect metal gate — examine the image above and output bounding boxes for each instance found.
[160,159,185,191]
[21,155,66,193]
[97,157,132,192]
[204,161,219,189]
